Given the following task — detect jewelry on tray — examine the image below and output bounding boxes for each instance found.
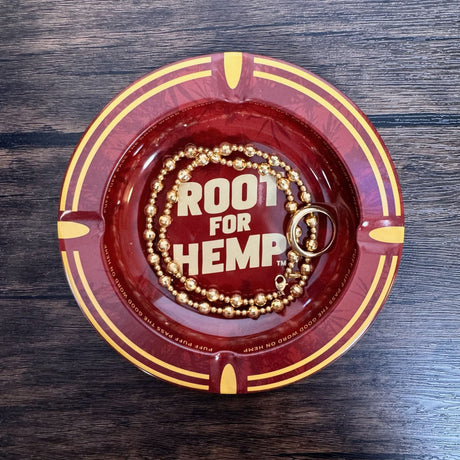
[143,143,335,319]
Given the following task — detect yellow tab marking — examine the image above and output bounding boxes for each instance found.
[220,363,237,394]
[224,52,243,89]
[57,221,90,239]
[369,226,405,244]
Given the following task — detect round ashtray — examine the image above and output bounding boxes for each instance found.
[58,52,404,393]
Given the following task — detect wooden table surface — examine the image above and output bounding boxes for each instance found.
[1,1,459,459]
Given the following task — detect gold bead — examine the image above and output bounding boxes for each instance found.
[159,275,171,287]
[287,250,300,263]
[269,155,280,166]
[223,306,235,318]
[184,278,197,291]
[258,163,270,175]
[144,204,157,217]
[301,191,312,203]
[285,201,297,213]
[306,215,317,227]
[143,229,155,241]
[185,144,197,158]
[230,294,243,307]
[167,261,180,275]
[207,288,219,302]
[245,145,256,157]
[288,170,300,181]
[300,263,313,275]
[157,238,170,251]
[271,298,284,313]
[197,153,209,165]
[254,293,266,306]
[248,306,260,319]
[233,158,245,171]
[277,178,290,191]
[159,214,172,227]
[220,142,232,156]
[290,284,303,298]
[147,253,160,265]
[163,158,176,171]
[151,180,163,192]
[178,169,191,182]
[166,190,178,203]
[199,302,211,314]
[209,151,221,163]
[176,292,188,304]
[295,226,302,239]
[307,240,318,251]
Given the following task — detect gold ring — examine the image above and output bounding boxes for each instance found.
[287,205,336,258]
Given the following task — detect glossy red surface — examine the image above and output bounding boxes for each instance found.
[58,53,404,392]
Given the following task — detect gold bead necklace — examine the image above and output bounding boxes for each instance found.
[144,143,335,319]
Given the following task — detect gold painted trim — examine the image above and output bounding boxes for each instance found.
[220,363,237,394]
[254,70,389,217]
[248,256,399,391]
[248,255,386,382]
[60,56,212,211]
[57,221,90,239]
[71,70,212,212]
[254,57,402,217]
[369,226,405,244]
[224,52,243,89]
[62,250,209,383]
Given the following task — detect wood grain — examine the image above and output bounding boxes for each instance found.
[1,1,459,459]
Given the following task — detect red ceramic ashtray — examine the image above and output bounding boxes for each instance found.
[58,53,404,393]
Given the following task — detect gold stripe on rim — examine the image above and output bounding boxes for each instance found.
[60,56,212,211]
[248,255,386,382]
[254,70,389,217]
[71,70,212,212]
[62,251,209,389]
[254,56,402,217]
[247,256,399,391]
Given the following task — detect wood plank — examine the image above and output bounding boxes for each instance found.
[1,2,459,133]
